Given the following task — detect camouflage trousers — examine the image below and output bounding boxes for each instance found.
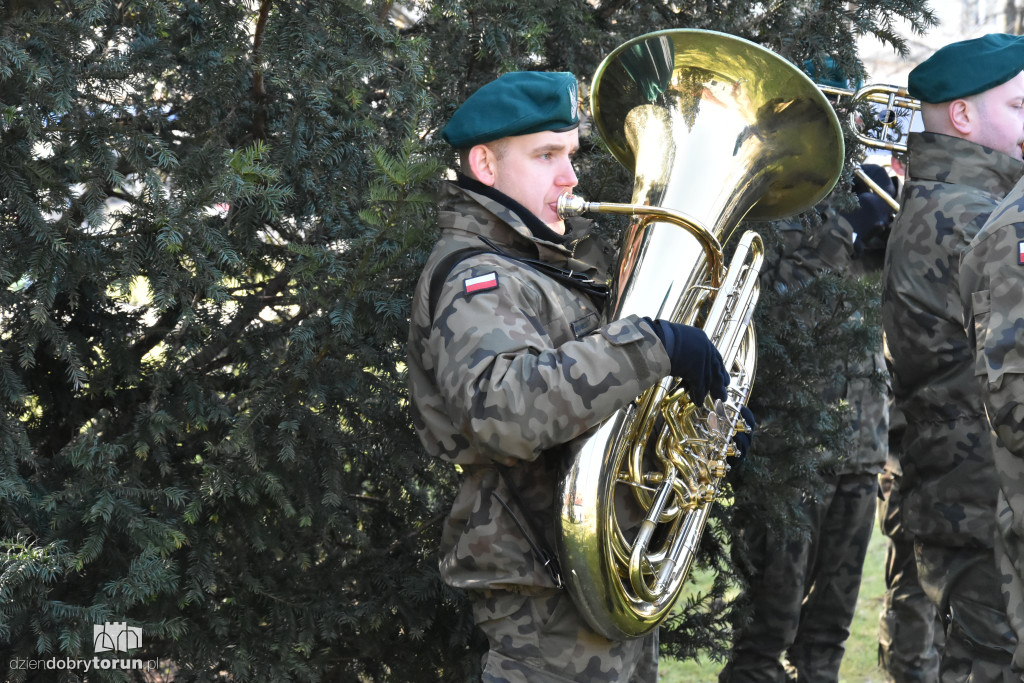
[994,489,1024,675]
[877,470,943,683]
[914,541,1017,682]
[470,586,659,682]
[719,471,877,683]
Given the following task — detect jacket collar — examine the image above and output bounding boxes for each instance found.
[907,132,1024,197]
[454,173,573,245]
[439,176,595,266]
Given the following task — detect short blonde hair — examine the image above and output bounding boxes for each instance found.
[458,139,510,179]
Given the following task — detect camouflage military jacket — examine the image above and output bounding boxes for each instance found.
[766,203,888,474]
[407,177,671,589]
[770,202,856,286]
[881,131,1024,545]
[960,177,1024,552]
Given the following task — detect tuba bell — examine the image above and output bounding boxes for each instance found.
[555,29,845,640]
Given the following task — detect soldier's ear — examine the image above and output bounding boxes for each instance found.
[948,98,975,136]
[467,144,498,186]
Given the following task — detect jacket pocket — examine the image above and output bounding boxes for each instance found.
[973,287,1024,390]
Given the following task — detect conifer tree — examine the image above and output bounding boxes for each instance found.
[0,1,934,680]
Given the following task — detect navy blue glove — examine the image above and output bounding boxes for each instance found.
[645,318,729,405]
[732,405,756,458]
[726,405,757,486]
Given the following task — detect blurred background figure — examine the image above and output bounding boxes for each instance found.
[720,160,895,683]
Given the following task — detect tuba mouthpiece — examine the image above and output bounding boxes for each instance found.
[557,193,588,218]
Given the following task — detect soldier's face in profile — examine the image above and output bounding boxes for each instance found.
[479,129,580,234]
[970,71,1024,160]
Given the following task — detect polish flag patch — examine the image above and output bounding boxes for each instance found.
[1019,241,1024,265]
[464,272,498,295]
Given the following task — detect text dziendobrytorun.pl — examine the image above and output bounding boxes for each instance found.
[9,656,164,672]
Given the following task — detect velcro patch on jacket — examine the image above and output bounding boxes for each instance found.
[1018,240,1024,264]
[465,272,498,295]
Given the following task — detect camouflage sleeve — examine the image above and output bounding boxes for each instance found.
[771,207,856,289]
[963,221,1024,458]
[809,209,857,273]
[428,257,671,463]
[842,344,890,472]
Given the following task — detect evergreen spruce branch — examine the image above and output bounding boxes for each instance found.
[593,0,634,24]
[101,548,180,609]
[0,160,64,254]
[249,0,274,144]
[179,272,290,374]
[346,137,442,293]
[23,296,181,461]
[374,511,446,558]
[195,312,310,383]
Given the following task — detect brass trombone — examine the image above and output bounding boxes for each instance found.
[820,83,920,210]
[854,166,899,212]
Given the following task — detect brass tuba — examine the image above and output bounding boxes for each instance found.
[555,29,845,640]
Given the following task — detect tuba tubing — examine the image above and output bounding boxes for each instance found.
[553,28,844,641]
[557,194,725,288]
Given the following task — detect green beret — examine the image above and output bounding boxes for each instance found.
[441,71,580,148]
[909,33,1024,103]
[802,57,863,91]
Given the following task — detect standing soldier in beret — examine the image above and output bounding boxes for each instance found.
[720,162,893,683]
[877,154,945,683]
[882,33,1024,681]
[406,71,731,682]
[960,109,1024,681]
